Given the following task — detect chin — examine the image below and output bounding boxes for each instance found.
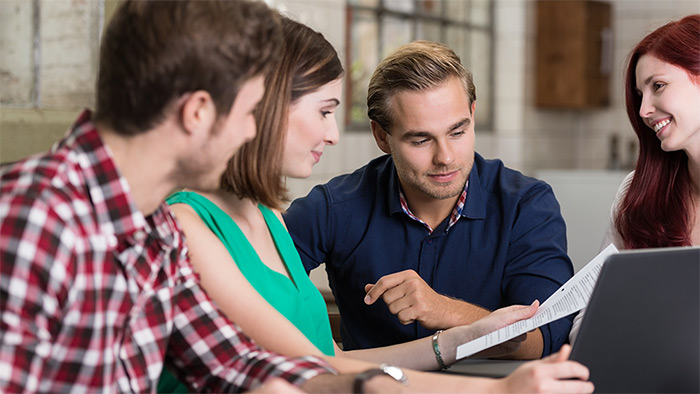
[301,165,316,179]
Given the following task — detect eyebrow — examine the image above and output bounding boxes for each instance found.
[401,117,471,140]
[641,72,669,87]
[636,74,662,93]
[321,98,340,106]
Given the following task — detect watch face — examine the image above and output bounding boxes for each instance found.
[381,364,405,382]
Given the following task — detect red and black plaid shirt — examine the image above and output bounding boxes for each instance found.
[0,110,333,393]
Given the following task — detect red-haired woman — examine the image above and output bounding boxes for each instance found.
[571,14,700,343]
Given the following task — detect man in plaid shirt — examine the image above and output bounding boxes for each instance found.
[0,1,403,392]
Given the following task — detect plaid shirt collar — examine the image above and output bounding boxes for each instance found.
[56,110,149,244]
[398,179,469,234]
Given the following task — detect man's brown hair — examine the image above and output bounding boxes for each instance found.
[94,0,282,135]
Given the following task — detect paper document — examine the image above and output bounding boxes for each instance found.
[455,243,619,360]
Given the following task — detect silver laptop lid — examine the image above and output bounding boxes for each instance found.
[570,247,700,393]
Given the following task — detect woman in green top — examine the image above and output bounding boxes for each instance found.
[165,192,335,356]
[159,16,594,394]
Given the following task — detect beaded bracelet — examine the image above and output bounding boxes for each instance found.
[432,329,448,370]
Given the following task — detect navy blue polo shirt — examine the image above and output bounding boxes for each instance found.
[284,153,573,357]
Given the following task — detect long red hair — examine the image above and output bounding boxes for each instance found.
[617,14,700,249]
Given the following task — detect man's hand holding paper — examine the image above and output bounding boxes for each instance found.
[456,244,619,360]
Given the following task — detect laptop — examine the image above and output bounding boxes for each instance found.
[446,247,700,390]
[570,246,700,393]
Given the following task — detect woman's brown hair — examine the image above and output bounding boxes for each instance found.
[220,17,344,210]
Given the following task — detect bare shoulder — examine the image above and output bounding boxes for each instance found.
[170,202,198,221]
[169,202,211,237]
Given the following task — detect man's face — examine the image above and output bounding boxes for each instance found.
[377,77,475,203]
[181,75,265,191]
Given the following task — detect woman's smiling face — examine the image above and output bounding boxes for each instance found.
[282,78,343,179]
[636,54,700,157]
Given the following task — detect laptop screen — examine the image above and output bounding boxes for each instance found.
[570,247,700,393]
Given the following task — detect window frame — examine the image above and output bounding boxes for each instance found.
[344,0,495,132]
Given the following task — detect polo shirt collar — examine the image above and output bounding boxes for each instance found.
[385,155,485,221]
[386,158,405,216]
[462,159,486,220]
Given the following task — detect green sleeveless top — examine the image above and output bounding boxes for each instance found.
[158,191,334,392]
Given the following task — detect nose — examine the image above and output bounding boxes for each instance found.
[638,93,655,120]
[433,138,454,166]
[325,120,339,146]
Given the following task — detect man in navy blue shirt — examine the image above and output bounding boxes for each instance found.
[284,41,573,359]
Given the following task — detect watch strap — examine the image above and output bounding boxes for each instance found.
[353,368,386,394]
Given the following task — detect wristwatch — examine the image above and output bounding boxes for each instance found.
[353,363,407,393]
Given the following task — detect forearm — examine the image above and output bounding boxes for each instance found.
[342,322,476,371]
[501,328,543,360]
[403,371,501,394]
[299,373,356,393]
[343,299,530,369]
[302,365,502,394]
[440,297,492,327]
[344,336,441,370]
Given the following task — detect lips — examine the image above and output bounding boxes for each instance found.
[652,118,671,134]
[428,170,459,183]
[311,151,322,163]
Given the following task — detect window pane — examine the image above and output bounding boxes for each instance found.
[381,14,412,58]
[348,9,379,125]
[417,0,441,17]
[416,20,441,42]
[470,0,491,26]
[444,0,468,23]
[470,30,491,128]
[346,0,493,130]
[384,0,414,13]
[348,0,379,6]
[445,25,469,66]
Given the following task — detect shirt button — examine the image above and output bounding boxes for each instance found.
[133,230,146,241]
[427,239,433,245]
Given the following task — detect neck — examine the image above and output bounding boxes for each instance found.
[402,188,460,230]
[207,189,263,233]
[209,189,257,215]
[99,124,179,216]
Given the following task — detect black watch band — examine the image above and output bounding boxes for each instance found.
[352,368,386,394]
[353,364,407,394]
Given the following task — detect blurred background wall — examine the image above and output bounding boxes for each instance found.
[2,0,699,272]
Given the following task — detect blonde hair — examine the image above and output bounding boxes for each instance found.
[367,40,475,133]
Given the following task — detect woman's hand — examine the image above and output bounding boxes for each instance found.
[441,301,539,363]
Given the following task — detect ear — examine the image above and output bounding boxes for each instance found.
[180,90,217,136]
[470,101,476,119]
[370,120,392,154]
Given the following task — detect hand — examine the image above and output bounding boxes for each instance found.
[441,302,538,363]
[364,269,480,329]
[498,345,594,393]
